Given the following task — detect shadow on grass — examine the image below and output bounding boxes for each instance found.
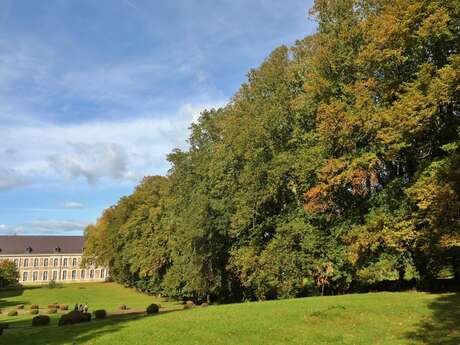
[405,293,460,345]
[1,307,185,345]
[0,286,26,308]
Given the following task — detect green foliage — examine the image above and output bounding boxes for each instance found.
[0,260,19,288]
[58,311,89,326]
[146,304,159,314]
[83,0,460,301]
[31,315,50,327]
[45,280,63,289]
[93,309,106,319]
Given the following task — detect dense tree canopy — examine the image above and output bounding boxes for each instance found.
[84,0,460,302]
[0,260,19,288]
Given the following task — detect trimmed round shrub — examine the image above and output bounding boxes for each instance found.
[48,304,58,309]
[46,308,57,314]
[68,310,84,323]
[201,302,209,307]
[16,305,24,309]
[146,304,159,315]
[82,312,92,322]
[184,300,195,309]
[29,309,39,315]
[30,304,39,310]
[32,315,50,327]
[58,311,88,326]
[58,314,70,327]
[59,304,68,311]
[93,309,107,319]
[118,304,127,310]
[7,310,18,316]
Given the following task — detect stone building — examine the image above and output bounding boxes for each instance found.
[0,236,107,284]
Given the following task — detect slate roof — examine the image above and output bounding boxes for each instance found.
[0,236,84,255]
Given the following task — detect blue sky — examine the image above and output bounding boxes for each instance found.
[0,0,316,235]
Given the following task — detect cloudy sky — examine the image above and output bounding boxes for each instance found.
[0,0,315,235]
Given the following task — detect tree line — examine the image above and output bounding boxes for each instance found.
[83,0,460,302]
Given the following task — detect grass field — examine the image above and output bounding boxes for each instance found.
[0,283,459,345]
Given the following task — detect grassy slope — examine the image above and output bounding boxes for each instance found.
[0,282,177,311]
[1,284,459,345]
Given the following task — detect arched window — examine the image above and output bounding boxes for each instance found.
[71,270,77,280]
[34,258,39,267]
[100,269,105,279]
[72,258,77,267]
[32,271,38,281]
[52,271,58,281]
[53,258,59,267]
[63,258,68,267]
[90,269,94,279]
[24,258,29,267]
[43,271,48,281]
[62,271,67,280]
[80,270,86,279]
[23,271,29,281]
[44,258,49,267]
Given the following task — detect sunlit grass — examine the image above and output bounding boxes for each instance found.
[1,284,458,345]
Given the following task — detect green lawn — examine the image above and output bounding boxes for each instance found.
[0,283,458,345]
[0,282,177,312]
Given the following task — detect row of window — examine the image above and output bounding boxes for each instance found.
[14,257,80,268]
[22,269,105,282]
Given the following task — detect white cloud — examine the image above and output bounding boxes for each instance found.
[63,202,84,209]
[49,142,129,184]
[26,219,88,232]
[0,168,28,191]
[0,101,225,190]
[0,219,87,235]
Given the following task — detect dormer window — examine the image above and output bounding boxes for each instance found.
[54,247,61,253]
[25,246,32,253]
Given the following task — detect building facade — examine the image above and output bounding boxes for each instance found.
[0,236,107,284]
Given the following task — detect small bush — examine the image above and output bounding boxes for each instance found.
[7,310,17,316]
[48,304,59,309]
[58,315,70,326]
[118,304,127,310]
[93,309,106,319]
[46,308,57,314]
[30,304,39,310]
[60,304,68,311]
[68,310,84,323]
[184,300,195,309]
[201,302,209,307]
[146,304,159,314]
[29,309,39,315]
[32,315,50,327]
[16,305,24,309]
[58,311,89,326]
[46,280,63,289]
[82,312,92,322]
